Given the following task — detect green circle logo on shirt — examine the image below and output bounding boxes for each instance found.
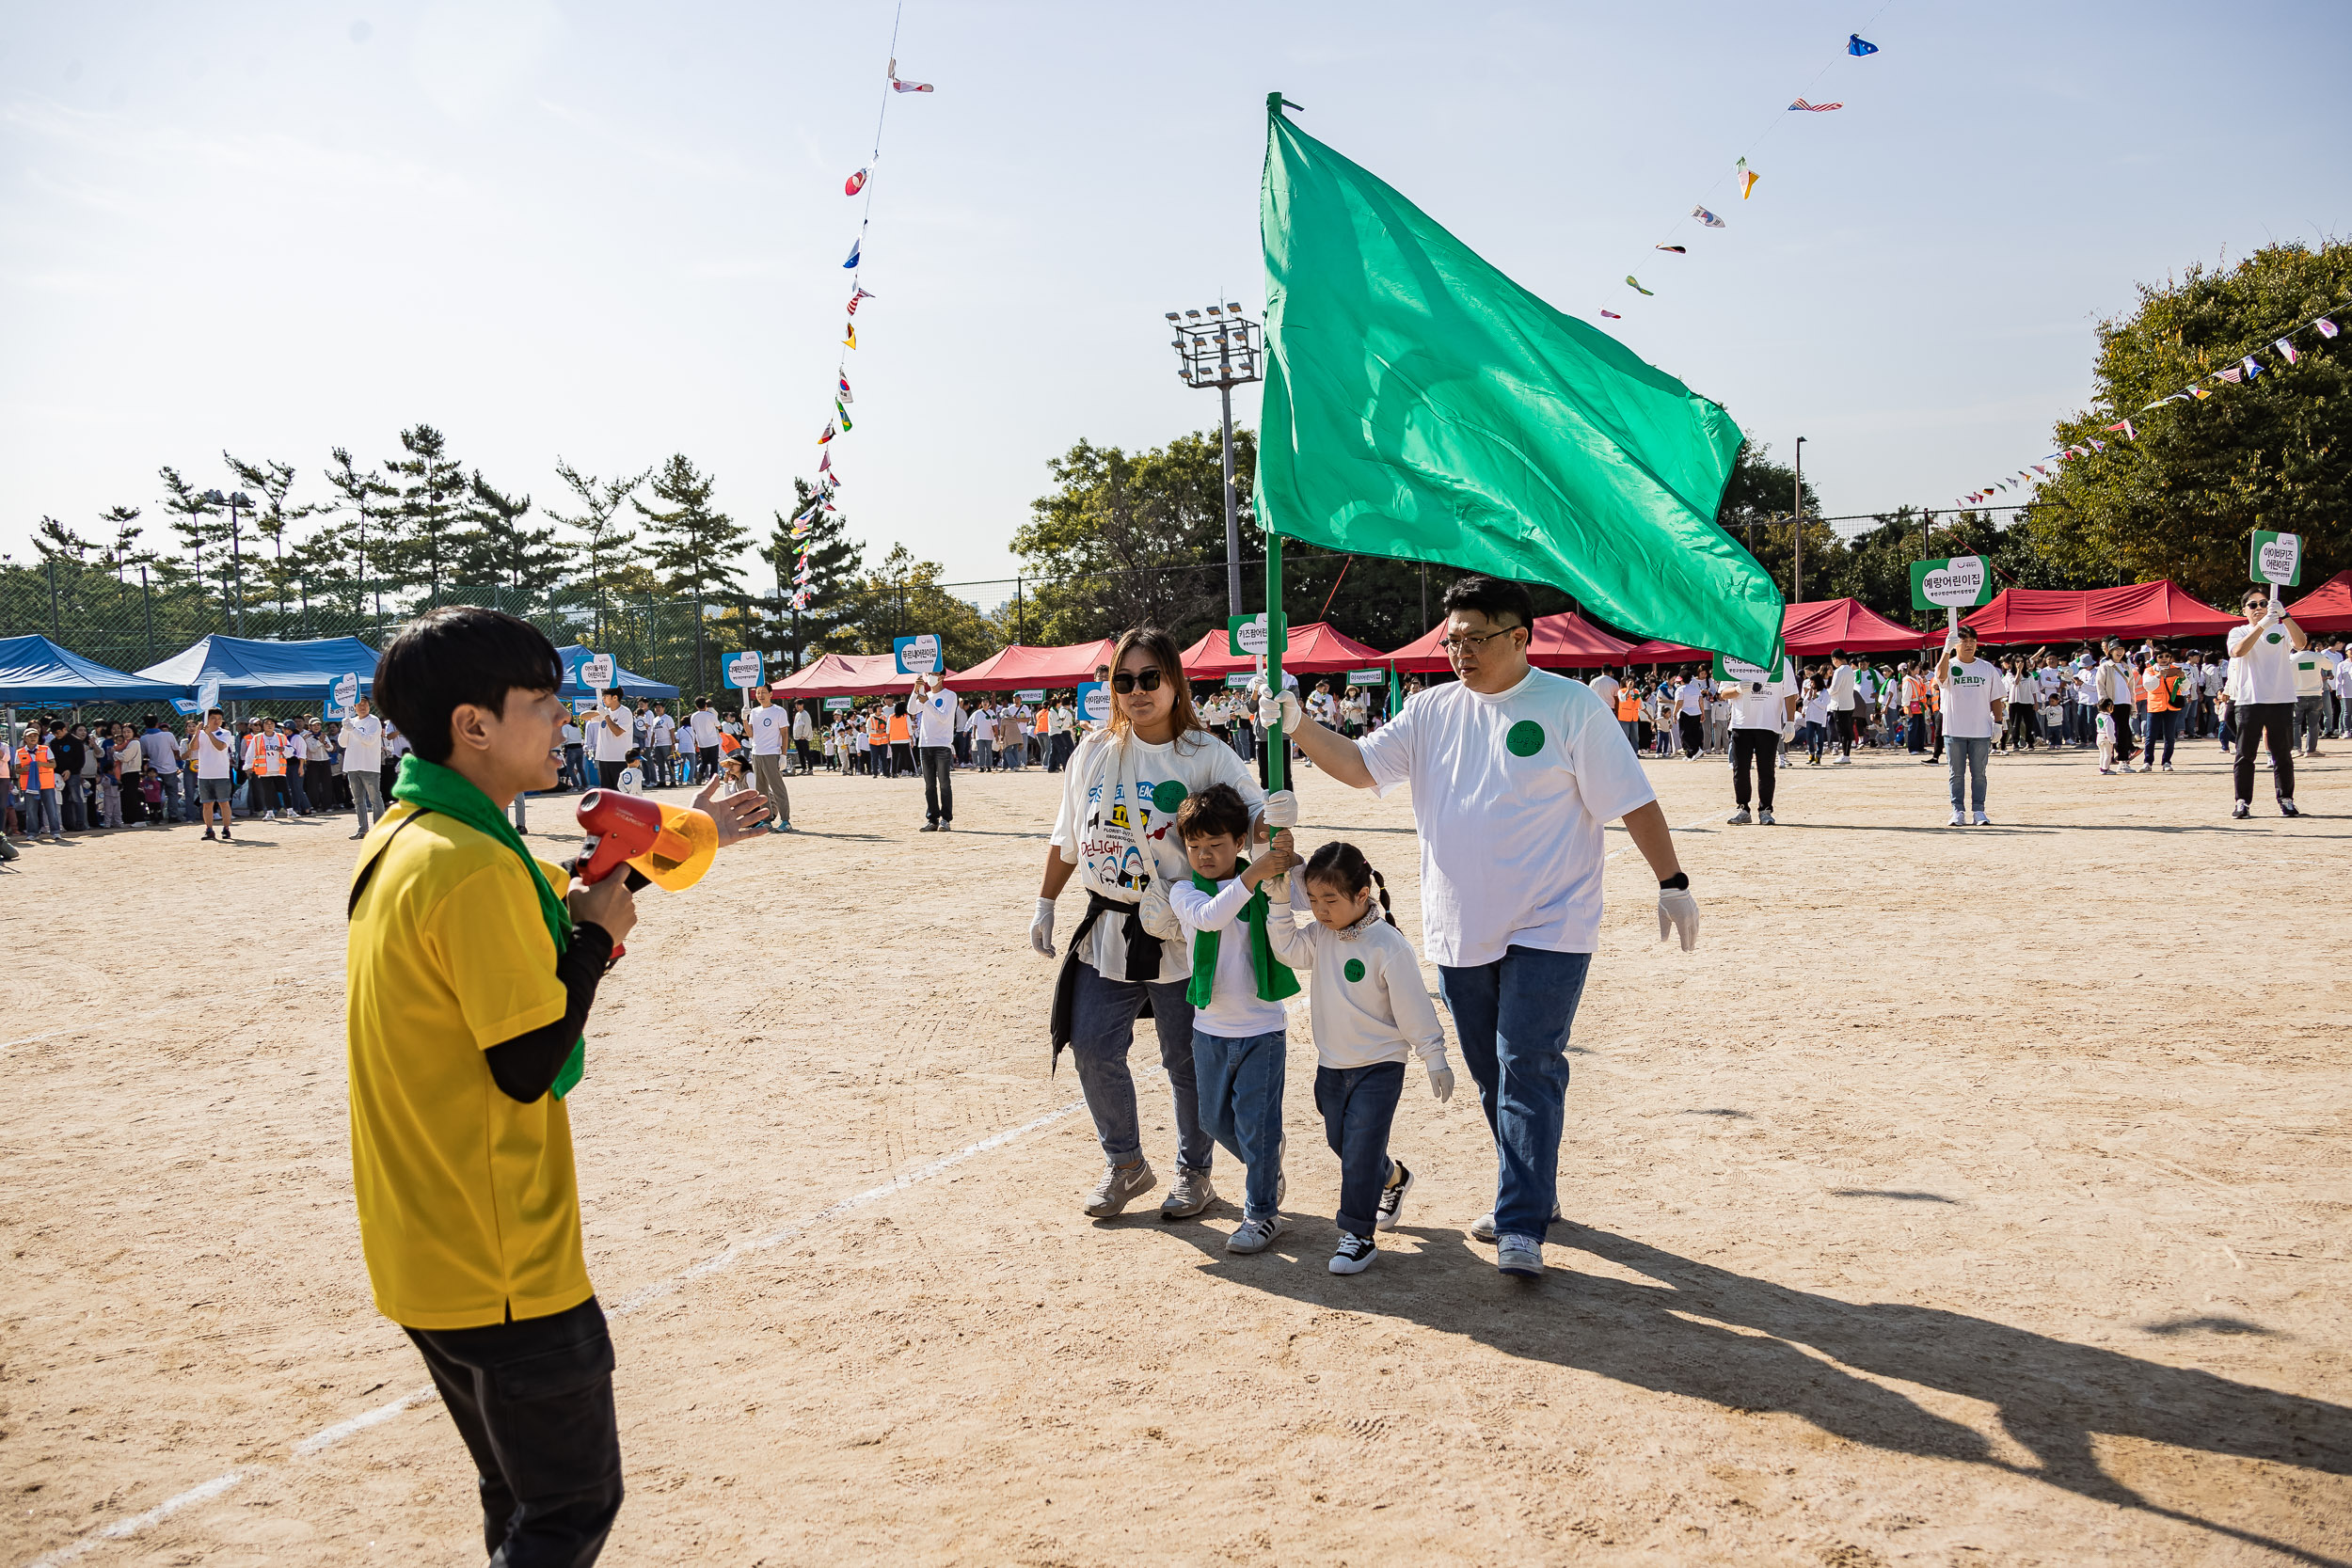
[1505,720,1545,757]
[1151,779,1188,814]
[2265,632,2283,644]
[1343,958,1366,983]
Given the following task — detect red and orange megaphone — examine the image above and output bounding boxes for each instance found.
[576,790,719,957]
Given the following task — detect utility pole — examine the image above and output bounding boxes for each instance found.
[1015,574,1025,643]
[48,558,61,640]
[1791,437,1807,604]
[140,563,154,662]
[1167,301,1264,619]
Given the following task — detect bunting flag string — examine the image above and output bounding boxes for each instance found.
[1944,300,2347,510]
[787,7,932,612]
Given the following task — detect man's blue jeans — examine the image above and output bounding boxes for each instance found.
[1314,1061,1405,1238]
[1191,1028,1287,1222]
[1437,946,1592,1242]
[1067,962,1210,1176]
[1947,735,1991,813]
[28,787,62,836]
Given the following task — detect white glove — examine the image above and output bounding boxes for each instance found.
[1138,880,1182,942]
[1261,789,1298,830]
[1030,896,1057,958]
[1257,689,1303,732]
[1657,885,1701,952]
[1425,1055,1455,1103]
[2263,600,2285,626]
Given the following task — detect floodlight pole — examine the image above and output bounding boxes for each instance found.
[1791,437,1807,605]
[1167,305,1263,619]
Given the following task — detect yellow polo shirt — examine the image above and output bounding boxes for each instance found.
[345,802,591,1330]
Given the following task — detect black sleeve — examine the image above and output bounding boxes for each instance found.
[484,923,616,1103]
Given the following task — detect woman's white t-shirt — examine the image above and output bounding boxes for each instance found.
[1940,657,2005,739]
[1049,727,1264,981]
[1357,668,1655,967]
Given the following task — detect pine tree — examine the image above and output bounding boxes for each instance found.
[632,453,749,693]
[385,423,469,603]
[548,459,648,641]
[463,471,566,600]
[101,506,143,583]
[765,477,864,670]
[322,448,396,619]
[226,452,322,627]
[155,466,220,598]
[32,515,93,562]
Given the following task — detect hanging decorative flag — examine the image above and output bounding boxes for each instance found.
[845,167,869,197]
[843,324,856,349]
[818,421,835,444]
[1848,34,1879,55]
[1599,309,1622,319]
[2032,464,2049,477]
[2240,356,2262,378]
[847,287,874,314]
[1788,100,1843,112]
[1655,244,1687,254]
[837,373,853,402]
[2105,420,2136,437]
[2217,366,2243,385]
[2316,318,2339,339]
[1737,158,1759,199]
[1692,205,1724,229]
[843,239,861,269]
[2189,385,2212,400]
[1624,276,1654,295]
[2275,339,2299,365]
[818,450,833,474]
[887,58,933,92]
[835,402,853,430]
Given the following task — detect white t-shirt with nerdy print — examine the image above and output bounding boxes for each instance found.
[748,705,791,756]
[1357,668,1655,967]
[591,704,634,762]
[1940,657,2005,739]
[1049,726,1264,982]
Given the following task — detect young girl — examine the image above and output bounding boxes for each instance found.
[2095,698,2119,774]
[1263,841,1453,1275]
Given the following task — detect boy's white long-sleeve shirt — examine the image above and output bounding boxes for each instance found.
[1263,886,1448,1070]
[1168,875,1292,1039]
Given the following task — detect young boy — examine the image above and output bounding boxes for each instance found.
[347,608,764,1565]
[1160,784,1301,1254]
[617,748,646,796]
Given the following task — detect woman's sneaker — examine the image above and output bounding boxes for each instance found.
[1082,1160,1156,1218]
[1375,1161,1415,1231]
[1226,1214,1289,1254]
[1329,1233,1376,1275]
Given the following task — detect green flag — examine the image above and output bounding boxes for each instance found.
[1257,100,1784,666]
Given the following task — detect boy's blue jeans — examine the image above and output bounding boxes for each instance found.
[1191,1028,1287,1222]
[1314,1061,1406,1238]
[1437,946,1591,1242]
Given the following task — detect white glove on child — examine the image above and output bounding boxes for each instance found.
[1139,879,1183,942]
[1030,896,1058,958]
[1256,689,1304,733]
[1657,886,1701,952]
[1261,789,1298,829]
[1425,1054,1455,1103]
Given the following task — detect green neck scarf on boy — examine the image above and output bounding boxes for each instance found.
[1185,857,1301,1012]
[391,752,586,1099]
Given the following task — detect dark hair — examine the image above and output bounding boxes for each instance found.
[374,607,563,765]
[1440,574,1534,631]
[1303,840,1396,927]
[2098,698,2114,712]
[626,746,643,762]
[1174,782,1252,843]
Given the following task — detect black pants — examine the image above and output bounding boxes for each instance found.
[1831,708,1855,757]
[919,744,955,823]
[596,760,623,791]
[794,742,813,775]
[1730,728,1777,811]
[2111,705,2137,761]
[698,744,719,782]
[1677,713,1702,757]
[404,1296,623,1568]
[2233,702,2296,802]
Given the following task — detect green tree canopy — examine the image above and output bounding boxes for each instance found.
[633,452,748,605]
[385,423,469,602]
[1011,432,1246,647]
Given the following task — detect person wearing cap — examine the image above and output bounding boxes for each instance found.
[1935,625,2008,827]
[2227,588,2306,818]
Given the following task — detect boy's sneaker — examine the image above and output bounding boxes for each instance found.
[1329,1233,1376,1275]
[202,829,216,841]
[2233,800,2251,819]
[1470,1202,1562,1243]
[1226,1213,1288,1254]
[1082,1160,1156,1218]
[1159,1165,1216,1219]
[1375,1162,1415,1231]
[1496,1235,1546,1278]
[2280,799,2300,817]
[1724,806,1751,825]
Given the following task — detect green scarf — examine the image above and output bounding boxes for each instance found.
[391,754,586,1099]
[1186,858,1301,1012]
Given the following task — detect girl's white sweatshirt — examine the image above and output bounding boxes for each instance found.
[1263,886,1448,1071]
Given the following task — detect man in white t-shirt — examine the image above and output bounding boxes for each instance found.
[590,689,634,791]
[2227,588,2306,818]
[688,697,723,782]
[1269,576,1697,1281]
[341,697,386,837]
[790,701,817,775]
[1825,653,1859,763]
[746,685,794,831]
[1723,659,1799,825]
[189,706,238,841]
[1586,669,1621,711]
[645,702,676,788]
[910,673,961,831]
[1674,672,1706,759]
[1936,626,2008,827]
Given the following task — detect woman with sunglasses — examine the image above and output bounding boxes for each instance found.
[1035,626,1295,1225]
[2227,589,2306,818]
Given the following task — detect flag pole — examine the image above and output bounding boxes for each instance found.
[1265,531,1287,794]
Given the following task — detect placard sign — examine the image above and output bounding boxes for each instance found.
[1223,673,1255,689]
[1227,611,1287,657]
[824,696,854,711]
[1014,689,1046,703]
[2250,530,2303,588]
[196,677,221,714]
[170,698,200,716]
[333,673,361,709]
[576,653,615,690]
[893,633,942,675]
[1074,681,1112,724]
[1345,669,1384,687]
[1711,649,1788,688]
[574,699,604,716]
[724,650,765,689]
[1910,555,1994,610]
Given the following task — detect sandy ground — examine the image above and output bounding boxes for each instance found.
[4,735,2349,1568]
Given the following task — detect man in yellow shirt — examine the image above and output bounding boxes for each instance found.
[351,607,763,1565]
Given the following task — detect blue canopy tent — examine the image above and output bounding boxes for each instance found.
[135,634,380,703]
[553,643,680,700]
[0,634,183,705]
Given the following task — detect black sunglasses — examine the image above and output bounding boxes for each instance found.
[1110,668,1165,694]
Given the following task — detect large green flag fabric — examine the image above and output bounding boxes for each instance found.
[1258,102,1783,665]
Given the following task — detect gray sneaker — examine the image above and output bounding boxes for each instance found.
[1725,806,1752,825]
[1082,1160,1156,1218]
[1470,1202,1562,1243]
[1757,809,1776,826]
[1226,1213,1289,1254]
[1496,1235,1546,1278]
[1159,1165,1216,1219]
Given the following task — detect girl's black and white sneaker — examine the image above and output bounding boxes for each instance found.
[1375,1161,1415,1231]
[1329,1233,1376,1275]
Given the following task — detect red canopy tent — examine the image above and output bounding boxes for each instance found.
[1622,638,1708,664]
[1780,598,1941,655]
[2285,570,2352,633]
[1962,580,2238,645]
[1388,612,1633,673]
[768,652,950,700]
[946,638,1118,693]
[1179,622,1391,679]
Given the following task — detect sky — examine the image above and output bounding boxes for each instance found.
[2,0,2346,601]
